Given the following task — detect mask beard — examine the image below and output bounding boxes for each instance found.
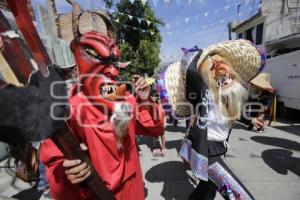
[218,82,249,125]
[200,62,248,126]
[110,103,132,150]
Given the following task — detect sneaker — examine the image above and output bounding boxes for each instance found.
[161,148,167,157]
[152,149,162,157]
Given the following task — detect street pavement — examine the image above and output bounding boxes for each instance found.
[139,119,300,200]
[0,118,299,200]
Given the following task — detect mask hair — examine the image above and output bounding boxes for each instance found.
[110,103,132,150]
[218,81,249,126]
[199,54,249,127]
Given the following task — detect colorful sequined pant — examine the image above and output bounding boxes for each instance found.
[189,156,254,200]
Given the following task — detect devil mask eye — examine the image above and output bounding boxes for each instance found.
[85,47,102,61]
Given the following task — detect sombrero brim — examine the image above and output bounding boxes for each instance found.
[197,39,261,84]
[250,73,274,92]
[164,62,191,116]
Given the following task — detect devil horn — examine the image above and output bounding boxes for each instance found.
[87,11,117,40]
[66,0,83,39]
[66,0,117,40]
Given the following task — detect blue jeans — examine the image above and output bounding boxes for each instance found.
[37,162,48,191]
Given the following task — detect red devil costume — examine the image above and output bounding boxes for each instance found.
[40,31,164,200]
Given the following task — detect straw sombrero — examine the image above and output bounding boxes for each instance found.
[250,73,274,92]
[197,39,265,84]
[165,40,265,116]
[165,62,191,116]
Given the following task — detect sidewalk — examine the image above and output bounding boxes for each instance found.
[0,119,299,199]
[140,120,300,200]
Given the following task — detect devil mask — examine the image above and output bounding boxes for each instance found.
[71,31,129,113]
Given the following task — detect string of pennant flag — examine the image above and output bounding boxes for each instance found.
[127,0,256,8]
[101,0,258,30]
[161,15,235,36]
[98,0,259,37]
[103,0,255,28]
[113,18,156,35]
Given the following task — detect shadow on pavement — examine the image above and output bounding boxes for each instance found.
[261,149,300,176]
[145,161,195,200]
[138,137,183,155]
[251,136,300,151]
[165,139,182,153]
[271,124,300,137]
[232,122,248,130]
[11,186,42,200]
[144,186,148,199]
[138,136,154,150]
[165,125,186,133]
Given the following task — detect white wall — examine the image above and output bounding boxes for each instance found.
[261,0,300,42]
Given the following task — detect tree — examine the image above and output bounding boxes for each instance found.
[103,0,113,8]
[114,0,163,80]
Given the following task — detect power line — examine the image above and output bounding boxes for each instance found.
[218,26,228,42]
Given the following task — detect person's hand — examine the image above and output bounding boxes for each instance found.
[133,75,150,102]
[251,118,264,132]
[63,143,91,184]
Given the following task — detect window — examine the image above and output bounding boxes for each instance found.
[256,23,264,45]
[238,32,243,39]
[245,27,254,42]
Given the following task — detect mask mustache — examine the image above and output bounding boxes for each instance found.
[216,73,233,88]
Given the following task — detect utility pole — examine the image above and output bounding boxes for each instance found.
[237,3,242,24]
[227,22,232,40]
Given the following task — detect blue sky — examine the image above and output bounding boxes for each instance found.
[32,0,260,63]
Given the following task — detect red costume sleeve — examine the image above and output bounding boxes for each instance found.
[135,100,165,137]
[40,95,164,200]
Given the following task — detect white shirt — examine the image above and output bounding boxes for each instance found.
[207,92,229,142]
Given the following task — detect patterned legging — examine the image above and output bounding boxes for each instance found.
[189,156,254,200]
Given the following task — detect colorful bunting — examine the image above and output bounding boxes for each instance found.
[204,11,209,18]
[152,0,159,7]
[104,0,257,40]
[141,0,147,6]
[137,18,142,24]
[184,17,190,23]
